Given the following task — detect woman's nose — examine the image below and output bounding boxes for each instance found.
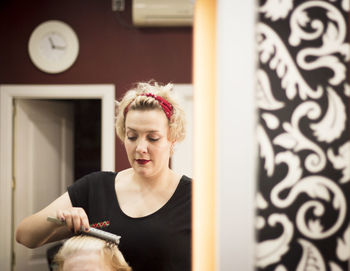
[136,139,148,153]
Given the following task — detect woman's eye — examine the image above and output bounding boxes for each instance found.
[127,136,137,141]
[148,138,159,142]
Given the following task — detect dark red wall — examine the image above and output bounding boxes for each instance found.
[0,0,192,171]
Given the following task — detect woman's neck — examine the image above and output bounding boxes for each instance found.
[133,167,175,188]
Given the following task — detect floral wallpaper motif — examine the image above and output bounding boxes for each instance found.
[256,0,350,270]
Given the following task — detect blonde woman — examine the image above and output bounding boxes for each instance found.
[16,81,192,271]
[54,235,131,271]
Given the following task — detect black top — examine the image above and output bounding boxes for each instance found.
[68,171,192,271]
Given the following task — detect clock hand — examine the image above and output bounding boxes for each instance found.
[49,36,55,49]
[54,45,66,50]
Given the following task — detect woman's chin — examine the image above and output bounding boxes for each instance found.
[133,165,152,176]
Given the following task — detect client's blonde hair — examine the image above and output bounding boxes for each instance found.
[54,235,131,271]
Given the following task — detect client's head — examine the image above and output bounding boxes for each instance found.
[54,235,131,271]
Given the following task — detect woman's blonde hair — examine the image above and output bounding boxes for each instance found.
[115,81,186,143]
[53,235,131,271]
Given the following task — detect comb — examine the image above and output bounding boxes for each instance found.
[47,216,121,244]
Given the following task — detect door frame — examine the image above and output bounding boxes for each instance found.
[0,84,116,270]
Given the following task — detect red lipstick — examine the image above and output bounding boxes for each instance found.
[136,159,150,165]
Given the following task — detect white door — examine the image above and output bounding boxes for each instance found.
[13,99,74,271]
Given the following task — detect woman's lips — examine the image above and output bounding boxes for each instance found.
[136,159,150,165]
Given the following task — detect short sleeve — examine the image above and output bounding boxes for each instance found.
[67,171,117,217]
[67,173,95,214]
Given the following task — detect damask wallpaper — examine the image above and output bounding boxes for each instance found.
[256,0,350,270]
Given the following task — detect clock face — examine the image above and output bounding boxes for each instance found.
[40,32,67,61]
[28,21,79,74]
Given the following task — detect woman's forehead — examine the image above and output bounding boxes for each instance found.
[125,110,168,130]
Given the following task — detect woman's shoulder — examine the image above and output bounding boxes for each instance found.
[86,171,117,178]
[180,175,192,185]
[177,175,192,196]
[74,171,117,186]
[82,170,117,178]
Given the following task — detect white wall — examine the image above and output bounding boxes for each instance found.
[217,0,256,270]
[171,84,193,178]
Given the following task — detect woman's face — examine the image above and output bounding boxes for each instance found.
[124,109,173,179]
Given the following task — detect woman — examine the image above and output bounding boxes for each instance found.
[16,81,192,271]
[54,235,131,271]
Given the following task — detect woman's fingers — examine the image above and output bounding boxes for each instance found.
[57,208,89,233]
[61,210,74,232]
[56,209,65,222]
[81,215,90,232]
[71,209,82,233]
[75,208,90,232]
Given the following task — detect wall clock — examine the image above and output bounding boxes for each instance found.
[28,20,79,74]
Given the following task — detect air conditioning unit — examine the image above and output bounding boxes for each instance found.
[132,0,194,27]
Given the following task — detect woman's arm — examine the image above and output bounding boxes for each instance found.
[15,192,90,248]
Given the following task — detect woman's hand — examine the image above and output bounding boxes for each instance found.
[16,192,82,248]
[56,207,90,233]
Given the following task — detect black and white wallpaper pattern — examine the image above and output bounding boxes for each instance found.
[256,0,350,270]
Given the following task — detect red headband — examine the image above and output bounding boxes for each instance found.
[124,93,173,120]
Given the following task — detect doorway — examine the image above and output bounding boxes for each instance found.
[0,84,115,271]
